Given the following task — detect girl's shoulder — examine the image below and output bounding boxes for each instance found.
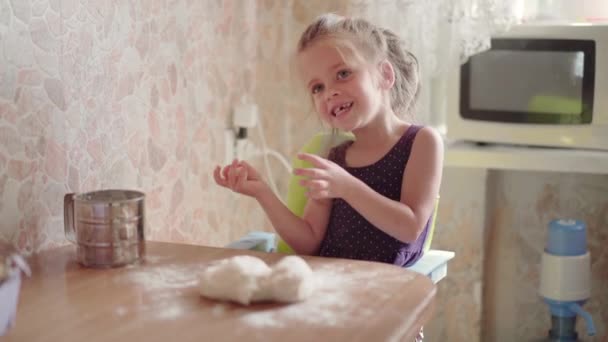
[407,125,444,172]
[410,125,443,154]
[393,124,441,156]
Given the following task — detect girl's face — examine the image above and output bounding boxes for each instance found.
[297,41,389,132]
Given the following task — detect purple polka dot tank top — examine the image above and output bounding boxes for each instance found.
[317,125,430,267]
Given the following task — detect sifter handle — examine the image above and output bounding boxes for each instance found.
[63,193,76,244]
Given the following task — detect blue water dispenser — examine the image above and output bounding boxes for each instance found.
[539,219,596,341]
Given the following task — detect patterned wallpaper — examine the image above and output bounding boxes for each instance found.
[1,1,606,341]
[481,170,608,341]
[425,168,490,342]
[431,169,608,341]
[0,0,265,252]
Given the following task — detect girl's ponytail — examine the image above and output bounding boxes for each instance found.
[382,29,420,117]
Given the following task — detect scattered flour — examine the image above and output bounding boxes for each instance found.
[211,304,228,317]
[124,265,200,290]
[237,264,402,328]
[119,264,201,320]
[114,306,128,317]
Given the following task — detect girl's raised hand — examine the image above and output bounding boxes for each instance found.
[293,153,356,200]
[213,159,267,198]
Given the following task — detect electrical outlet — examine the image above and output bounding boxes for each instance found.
[229,103,259,161]
[225,128,258,162]
[233,104,258,128]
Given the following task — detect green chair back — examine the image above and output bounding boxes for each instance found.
[423,196,440,253]
[277,131,353,254]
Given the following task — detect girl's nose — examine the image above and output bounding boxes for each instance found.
[325,87,340,101]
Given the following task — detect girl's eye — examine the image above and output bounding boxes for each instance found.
[311,84,323,94]
[337,69,351,80]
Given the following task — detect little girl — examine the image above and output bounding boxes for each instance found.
[214,13,443,268]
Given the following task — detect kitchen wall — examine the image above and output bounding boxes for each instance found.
[425,168,490,341]
[480,170,607,341]
[429,168,608,341]
[1,0,606,341]
[0,0,269,252]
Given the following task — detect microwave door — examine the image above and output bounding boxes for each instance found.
[460,38,595,124]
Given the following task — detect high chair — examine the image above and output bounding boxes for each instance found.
[226,131,455,284]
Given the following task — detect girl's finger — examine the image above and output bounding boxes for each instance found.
[294,167,325,179]
[239,160,261,179]
[228,166,240,189]
[299,179,328,190]
[222,159,239,179]
[297,153,330,168]
[213,166,228,187]
[234,166,249,192]
[307,189,330,199]
[221,165,231,179]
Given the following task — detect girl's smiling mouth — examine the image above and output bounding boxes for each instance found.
[331,101,353,117]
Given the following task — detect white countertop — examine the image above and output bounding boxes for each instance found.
[444,140,608,174]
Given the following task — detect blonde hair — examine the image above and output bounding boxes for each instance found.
[297,13,420,117]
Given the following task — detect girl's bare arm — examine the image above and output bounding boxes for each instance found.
[341,127,443,242]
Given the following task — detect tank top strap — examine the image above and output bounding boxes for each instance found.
[397,124,424,161]
[327,140,352,166]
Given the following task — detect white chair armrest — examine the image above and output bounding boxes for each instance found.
[406,249,455,284]
[225,232,276,252]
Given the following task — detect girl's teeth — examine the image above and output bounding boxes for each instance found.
[333,102,352,116]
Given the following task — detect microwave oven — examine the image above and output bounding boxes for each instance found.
[446,23,608,151]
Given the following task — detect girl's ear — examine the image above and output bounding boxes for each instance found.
[379,60,395,90]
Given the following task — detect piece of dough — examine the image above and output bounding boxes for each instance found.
[199,255,314,305]
[265,255,314,303]
[199,255,272,305]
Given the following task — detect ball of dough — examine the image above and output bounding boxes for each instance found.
[199,255,272,305]
[267,255,314,303]
[198,255,315,305]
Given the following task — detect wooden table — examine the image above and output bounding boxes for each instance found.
[5,242,436,342]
